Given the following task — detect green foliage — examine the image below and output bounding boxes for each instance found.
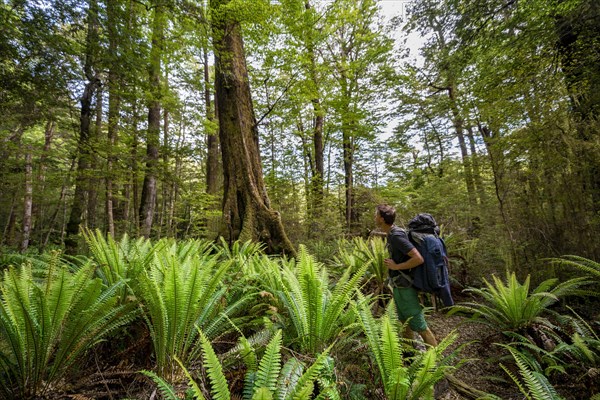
[450,271,592,332]
[499,345,564,400]
[353,291,461,399]
[353,237,388,287]
[549,255,600,283]
[0,259,135,398]
[273,246,368,354]
[140,370,180,400]
[83,229,156,301]
[133,245,250,374]
[151,329,334,400]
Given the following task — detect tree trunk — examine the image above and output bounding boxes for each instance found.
[205,47,220,195]
[448,83,476,208]
[20,151,33,252]
[35,120,55,244]
[65,0,101,253]
[339,67,358,231]
[88,86,102,230]
[467,126,486,205]
[305,1,325,231]
[105,0,120,237]
[210,0,295,256]
[139,2,164,238]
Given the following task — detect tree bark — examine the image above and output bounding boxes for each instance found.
[210,0,295,256]
[88,86,102,230]
[139,2,164,238]
[204,47,220,195]
[65,0,101,253]
[305,1,325,231]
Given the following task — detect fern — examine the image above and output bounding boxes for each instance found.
[254,330,283,392]
[449,271,592,332]
[274,358,303,400]
[199,329,231,400]
[135,246,241,374]
[549,255,600,280]
[274,246,367,354]
[0,260,135,398]
[353,292,461,400]
[140,370,179,400]
[500,346,565,400]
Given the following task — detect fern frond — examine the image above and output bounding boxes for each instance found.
[275,357,303,400]
[174,356,207,400]
[288,347,330,400]
[198,329,230,400]
[254,331,283,393]
[140,370,178,400]
[380,315,403,383]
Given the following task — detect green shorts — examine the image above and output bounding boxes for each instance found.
[392,286,427,332]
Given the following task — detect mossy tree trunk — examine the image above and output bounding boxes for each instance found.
[210,0,295,256]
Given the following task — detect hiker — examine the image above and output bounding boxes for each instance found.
[375,204,437,347]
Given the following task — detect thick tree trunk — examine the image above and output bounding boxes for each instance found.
[139,3,164,238]
[210,0,295,256]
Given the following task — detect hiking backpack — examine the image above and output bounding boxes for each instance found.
[407,213,454,307]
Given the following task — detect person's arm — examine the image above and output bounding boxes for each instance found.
[384,248,423,270]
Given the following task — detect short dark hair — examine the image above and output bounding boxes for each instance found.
[376,204,396,225]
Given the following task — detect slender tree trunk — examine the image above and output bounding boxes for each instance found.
[35,120,55,244]
[65,0,101,253]
[42,158,76,250]
[205,47,220,195]
[339,67,358,231]
[139,3,164,238]
[448,83,476,208]
[158,107,169,239]
[129,102,141,234]
[467,126,486,205]
[210,0,295,255]
[105,0,120,238]
[88,87,102,230]
[305,1,325,231]
[20,151,33,252]
[479,123,517,265]
[3,194,17,247]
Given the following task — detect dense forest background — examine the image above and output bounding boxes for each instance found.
[1,0,600,280]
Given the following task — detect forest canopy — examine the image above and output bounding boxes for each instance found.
[1,0,600,272]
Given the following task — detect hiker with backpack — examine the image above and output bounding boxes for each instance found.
[375,204,438,348]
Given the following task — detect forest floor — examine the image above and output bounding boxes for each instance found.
[429,310,594,400]
[55,300,596,400]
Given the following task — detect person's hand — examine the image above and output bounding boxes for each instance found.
[384,258,397,269]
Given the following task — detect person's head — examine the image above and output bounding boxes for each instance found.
[375,204,396,226]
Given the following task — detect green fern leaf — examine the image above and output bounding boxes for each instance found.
[254,330,283,392]
[198,329,230,400]
[275,358,304,400]
[140,370,178,400]
[252,387,274,400]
